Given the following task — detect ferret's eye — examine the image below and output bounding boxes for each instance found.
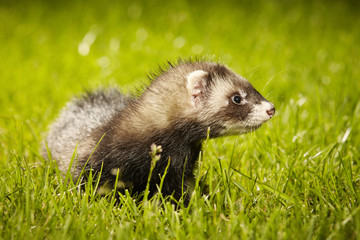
[231,94,242,105]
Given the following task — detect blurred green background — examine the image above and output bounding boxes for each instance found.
[0,0,360,239]
[1,0,359,127]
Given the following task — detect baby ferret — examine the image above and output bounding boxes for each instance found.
[43,60,275,203]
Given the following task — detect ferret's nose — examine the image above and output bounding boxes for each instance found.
[266,107,275,118]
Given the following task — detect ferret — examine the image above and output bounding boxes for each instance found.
[43,60,275,204]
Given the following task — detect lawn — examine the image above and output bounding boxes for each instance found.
[0,0,359,239]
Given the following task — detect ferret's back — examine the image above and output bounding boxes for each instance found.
[44,89,131,172]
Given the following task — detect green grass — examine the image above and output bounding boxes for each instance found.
[1,0,360,239]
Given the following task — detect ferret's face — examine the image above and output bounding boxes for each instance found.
[210,80,275,135]
[186,68,275,136]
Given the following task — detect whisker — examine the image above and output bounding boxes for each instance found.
[262,69,286,92]
[247,64,262,81]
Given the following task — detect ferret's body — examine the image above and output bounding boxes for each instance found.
[44,61,275,202]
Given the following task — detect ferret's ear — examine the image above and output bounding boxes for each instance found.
[187,70,209,108]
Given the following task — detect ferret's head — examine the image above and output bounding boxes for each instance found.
[186,63,275,136]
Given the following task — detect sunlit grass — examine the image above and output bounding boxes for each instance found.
[1,0,360,239]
